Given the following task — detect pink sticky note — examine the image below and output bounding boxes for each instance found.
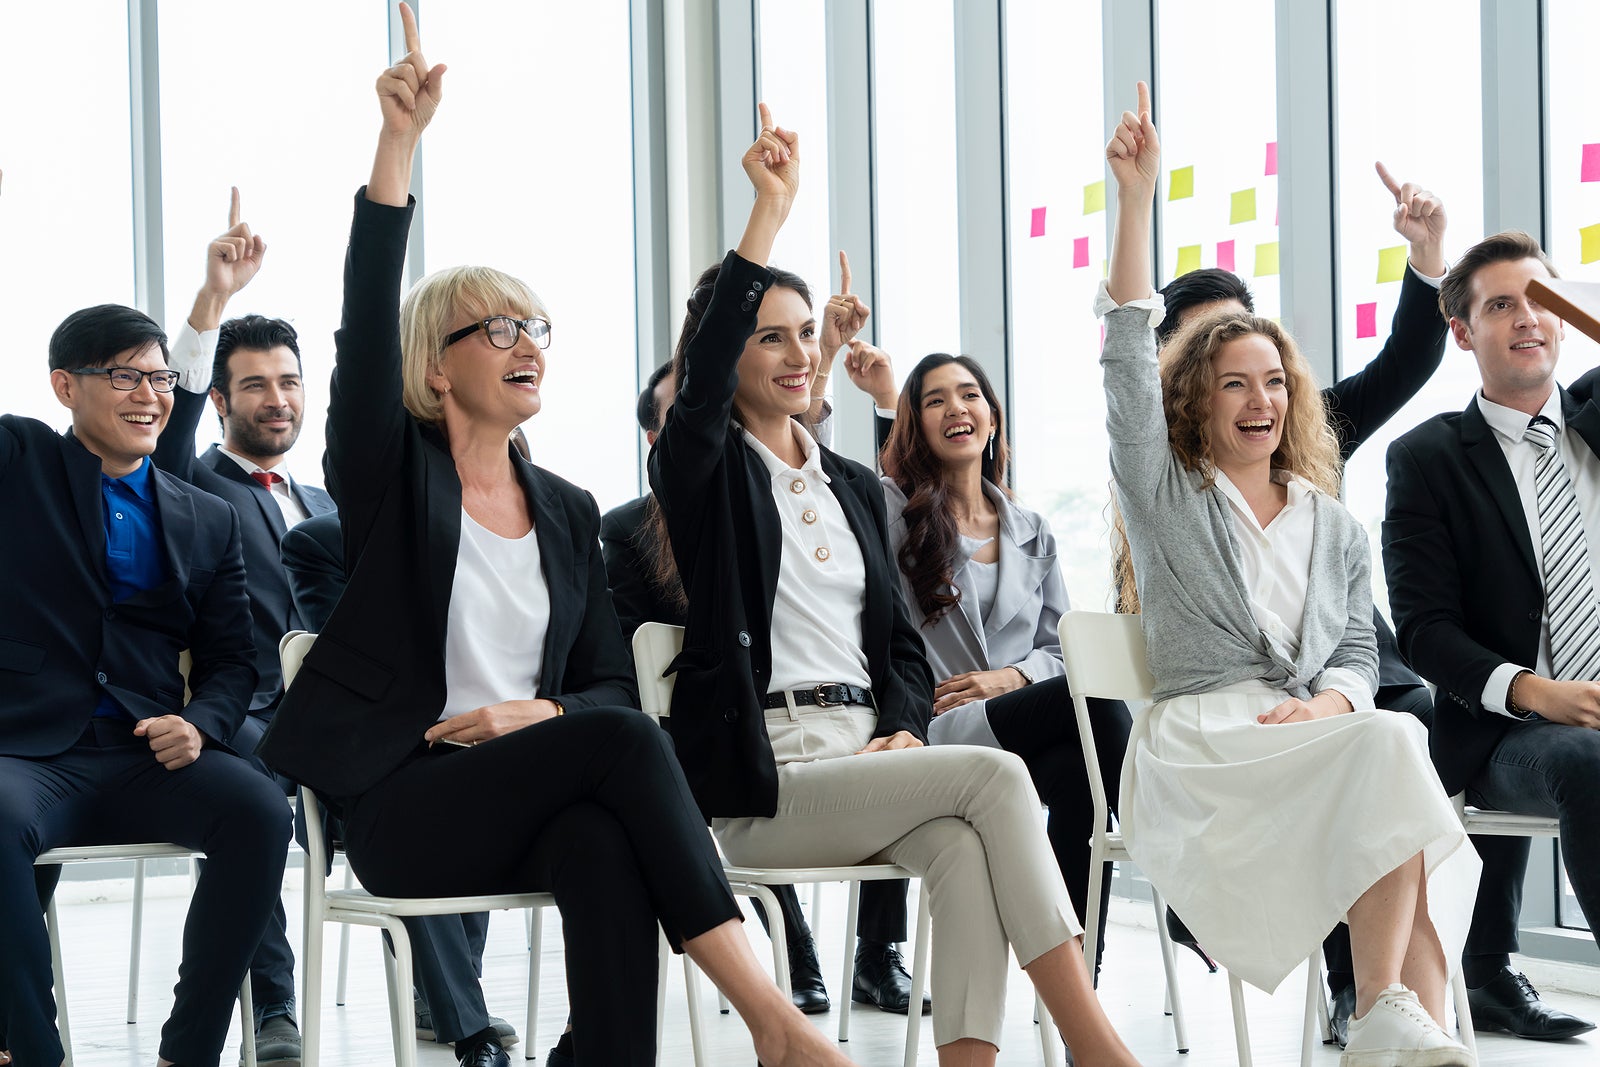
[1583,144,1600,183]
[1265,142,1278,176]
[1356,302,1378,339]
[1073,236,1090,268]
[1217,239,1236,272]
[1030,206,1047,237]
[1099,324,1106,351]
[1275,202,1279,227]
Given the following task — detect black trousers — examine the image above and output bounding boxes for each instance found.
[983,675,1132,978]
[406,910,493,1043]
[0,719,290,1067]
[752,879,908,948]
[341,707,741,1067]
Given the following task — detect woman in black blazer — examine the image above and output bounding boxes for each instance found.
[259,10,855,1067]
[649,105,1141,1067]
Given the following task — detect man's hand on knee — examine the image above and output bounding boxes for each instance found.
[134,715,204,770]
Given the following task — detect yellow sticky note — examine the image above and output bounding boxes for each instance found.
[1582,223,1600,264]
[1083,180,1106,215]
[1254,241,1280,277]
[1230,188,1257,224]
[1175,245,1202,277]
[1168,166,1194,200]
[1377,244,1408,283]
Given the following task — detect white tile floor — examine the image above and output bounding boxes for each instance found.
[42,870,1600,1066]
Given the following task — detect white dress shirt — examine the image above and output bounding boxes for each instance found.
[741,420,873,696]
[1475,389,1600,715]
[1213,469,1375,712]
[216,445,310,528]
[440,510,550,720]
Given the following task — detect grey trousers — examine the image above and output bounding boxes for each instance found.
[716,726,1081,1047]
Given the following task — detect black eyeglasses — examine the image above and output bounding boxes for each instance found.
[72,367,181,392]
[444,316,552,351]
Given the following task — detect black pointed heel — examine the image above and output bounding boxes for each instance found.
[1165,906,1218,973]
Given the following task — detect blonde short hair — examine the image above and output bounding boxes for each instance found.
[399,265,550,424]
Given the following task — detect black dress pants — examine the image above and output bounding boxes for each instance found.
[340,707,741,1067]
[753,879,909,948]
[982,675,1132,978]
[0,719,290,1067]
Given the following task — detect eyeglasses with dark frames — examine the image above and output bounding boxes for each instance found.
[71,367,182,392]
[444,315,552,351]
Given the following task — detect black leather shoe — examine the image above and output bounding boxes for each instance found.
[544,1045,574,1067]
[1164,907,1218,973]
[246,1001,302,1066]
[1328,983,1356,1048]
[1468,967,1597,1040]
[852,940,931,1015]
[457,1038,511,1067]
[788,934,831,1014]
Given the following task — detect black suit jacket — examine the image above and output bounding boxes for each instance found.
[154,388,335,712]
[1382,387,1600,793]
[648,250,934,820]
[599,494,685,642]
[280,510,345,634]
[0,416,255,756]
[259,192,637,799]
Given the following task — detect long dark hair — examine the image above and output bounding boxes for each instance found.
[646,260,816,608]
[880,353,1011,627]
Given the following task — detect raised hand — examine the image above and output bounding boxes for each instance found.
[191,187,266,332]
[378,3,446,139]
[821,251,871,354]
[843,339,897,410]
[741,102,800,204]
[1105,80,1159,192]
[1376,161,1447,277]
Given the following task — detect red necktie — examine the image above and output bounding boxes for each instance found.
[251,471,283,490]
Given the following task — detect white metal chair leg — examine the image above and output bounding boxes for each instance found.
[1150,888,1189,1052]
[1229,971,1252,1067]
[336,861,354,1005]
[381,917,420,1067]
[1301,952,1323,1067]
[717,988,730,1014]
[128,857,146,1022]
[901,884,931,1067]
[527,908,543,1060]
[240,979,257,1067]
[301,864,324,1067]
[1037,993,1063,1067]
[48,894,73,1067]
[810,880,822,928]
[679,944,706,1067]
[839,881,863,1041]
[1452,968,1477,1056]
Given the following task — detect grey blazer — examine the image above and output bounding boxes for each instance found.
[882,477,1069,747]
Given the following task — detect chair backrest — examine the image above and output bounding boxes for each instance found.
[1058,610,1155,702]
[631,622,685,721]
[279,630,316,689]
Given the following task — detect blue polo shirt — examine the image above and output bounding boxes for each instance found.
[95,457,167,718]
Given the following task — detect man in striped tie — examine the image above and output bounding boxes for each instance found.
[1383,230,1599,1044]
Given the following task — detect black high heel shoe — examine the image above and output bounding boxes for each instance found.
[1165,906,1218,973]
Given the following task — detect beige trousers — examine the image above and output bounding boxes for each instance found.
[715,707,1082,1047]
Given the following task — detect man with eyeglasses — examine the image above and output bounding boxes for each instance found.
[0,299,290,1067]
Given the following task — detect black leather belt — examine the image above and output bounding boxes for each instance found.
[761,683,875,710]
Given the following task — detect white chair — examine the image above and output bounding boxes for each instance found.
[631,622,942,1067]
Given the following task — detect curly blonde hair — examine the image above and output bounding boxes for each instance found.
[1112,311,1342,613]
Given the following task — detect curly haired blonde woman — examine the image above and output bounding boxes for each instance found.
[1098,83,1480,1067]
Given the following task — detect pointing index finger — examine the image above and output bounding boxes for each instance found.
[839,251,852,295]
[399,2,421,55]
[1136,80,1151,120]
[1374,160,1402,201]
[228,186,240,229]
[757,101,773,132]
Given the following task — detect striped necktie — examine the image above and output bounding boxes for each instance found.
[1526,415,1600,681]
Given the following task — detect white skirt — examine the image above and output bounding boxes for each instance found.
[1118,682,1481,992]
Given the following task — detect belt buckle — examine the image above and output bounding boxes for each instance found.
[812,683,849,707]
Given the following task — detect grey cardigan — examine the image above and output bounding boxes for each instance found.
[882,478,1069,747]
[1100,306,1378,704]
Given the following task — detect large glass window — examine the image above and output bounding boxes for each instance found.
[1333,0,1484,622]
[1156,0,1280,319]
[1005,0,1111,610]
[424,1,639,511]
[0,1,135,429]
[157,0,386,472]
[872,0,962,379]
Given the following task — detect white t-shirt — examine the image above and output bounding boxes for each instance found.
[440,510,550,720]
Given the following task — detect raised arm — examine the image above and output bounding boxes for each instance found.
[367,2,445,207]
[1105,81,1158,306]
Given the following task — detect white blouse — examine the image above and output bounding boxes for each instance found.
[440,510,550,720]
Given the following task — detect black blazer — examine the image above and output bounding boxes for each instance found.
[648,250,933,820]
[154,388,335,712]
[1382,387,1600,793]
[280,510,345,634]
[0,416,255,756]
[599,494,685,642]
[259,192,637,799]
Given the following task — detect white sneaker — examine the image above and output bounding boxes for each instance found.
[1340,984,1475,1067]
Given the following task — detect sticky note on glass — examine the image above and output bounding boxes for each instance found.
[1083,181,1106,215]
[1168,166,1194,200]
[1217,239,1236,272]
[1030,206,1047,237]
[1175,244,1202,277]
[1377,245,1408,283]
[1356,302,1378,339]
[1073,236,1090,268]
[1265,142,1278,176]
[1581,223,1600,264]
[1230,188,1257,224]
[1254,241,1280,277]
[1584,144,1600,183]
